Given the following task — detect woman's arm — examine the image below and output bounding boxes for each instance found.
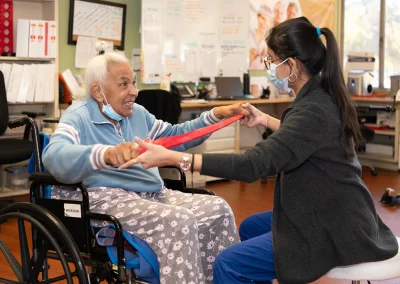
[123,105,328,183]
[241,103,281,131]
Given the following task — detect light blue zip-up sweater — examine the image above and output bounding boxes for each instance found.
[42,97,220,192]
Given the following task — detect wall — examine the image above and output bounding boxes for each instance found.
[58,0,141,75]
[58,0,340,84]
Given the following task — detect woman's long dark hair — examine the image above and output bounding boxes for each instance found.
[266,17,361,145]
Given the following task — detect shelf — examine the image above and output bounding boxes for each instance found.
[0,188,29,198]
[357,152,396,163]
[351,96,395,103]
[374,129,396,136]
[0,56,55,62]
[13,0,54,3]
[8,102,54,105]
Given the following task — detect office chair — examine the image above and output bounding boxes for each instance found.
[136,89,181,124]
[0,70,45,190]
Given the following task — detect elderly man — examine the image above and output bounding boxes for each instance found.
[43,42,244,284]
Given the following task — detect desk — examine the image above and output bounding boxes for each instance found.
[181,96,400,173]
[180,98,294,109]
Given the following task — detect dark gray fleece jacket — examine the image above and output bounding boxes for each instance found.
[201,76,398,283]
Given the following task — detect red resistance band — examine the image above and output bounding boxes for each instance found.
[139,114,244,153]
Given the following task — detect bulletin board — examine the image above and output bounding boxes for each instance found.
[141,0,249,84]
[68,0,126,50]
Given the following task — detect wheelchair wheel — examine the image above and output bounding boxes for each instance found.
[0,203,88,284]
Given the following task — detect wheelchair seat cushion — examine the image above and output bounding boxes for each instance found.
[95,226,160,284]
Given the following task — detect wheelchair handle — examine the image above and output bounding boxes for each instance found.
[8,117,30,129]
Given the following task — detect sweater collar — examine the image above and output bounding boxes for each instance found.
[87,96,115,124]
[290,75,322,107]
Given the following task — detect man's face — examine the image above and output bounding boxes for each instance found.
[258,12,269,31]
[287,5,298,19]
[273,2,285,25]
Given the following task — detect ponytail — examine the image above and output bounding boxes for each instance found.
[320,28,361,146]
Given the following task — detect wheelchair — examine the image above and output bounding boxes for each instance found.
[0,116,215,284]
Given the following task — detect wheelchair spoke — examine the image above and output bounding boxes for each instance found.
[0,203,88,284]
[35,272,79,284]
[0,238,23,282]
[18,218,32,282]
[0,277,21,284]
[0,212,74,284]
[31,240,48,280]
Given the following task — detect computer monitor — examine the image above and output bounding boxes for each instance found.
[214,77,244,100]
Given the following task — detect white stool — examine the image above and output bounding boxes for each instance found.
[326,237,400,284]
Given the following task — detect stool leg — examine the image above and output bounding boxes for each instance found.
[351,281,360,284]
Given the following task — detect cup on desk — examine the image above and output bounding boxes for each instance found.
[251,84,259,98]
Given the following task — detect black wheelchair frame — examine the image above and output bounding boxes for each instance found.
[0,116,214,284]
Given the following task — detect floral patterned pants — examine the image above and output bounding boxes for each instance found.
[52,187,239,284]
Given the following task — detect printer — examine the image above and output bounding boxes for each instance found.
[348,70,374,95]
[345,51,375,95]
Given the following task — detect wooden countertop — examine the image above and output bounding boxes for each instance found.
[180,98,294,108]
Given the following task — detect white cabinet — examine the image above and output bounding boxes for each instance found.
[0,0,59,196]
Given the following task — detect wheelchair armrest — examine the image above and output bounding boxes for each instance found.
[21,111,46,119]
[161,165,186,186]
[29,172,82,187]
[29,172,90,203]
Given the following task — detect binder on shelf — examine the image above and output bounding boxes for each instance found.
[0,63,12,90]
[26,64,38,102]
[6,64,23,103]
[47,21,57,58]
[28,20,46,58]
[16,19,30,58]
[34,64,46,102]
[43,64,55,102]
[16,64,32,103]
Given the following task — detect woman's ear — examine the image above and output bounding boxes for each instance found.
[288,57,297,69]
[91,83,103,102]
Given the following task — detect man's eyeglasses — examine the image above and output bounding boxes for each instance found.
[263,56,281,70]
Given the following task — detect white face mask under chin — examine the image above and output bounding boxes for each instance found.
[98,85,124,121]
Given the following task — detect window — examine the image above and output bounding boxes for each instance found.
[343,0,400,89]
[385,0,400,88]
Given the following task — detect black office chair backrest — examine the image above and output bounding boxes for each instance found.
[136,89,182,124]
[0,71,9,136]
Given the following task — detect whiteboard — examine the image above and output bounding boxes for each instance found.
[141,0,249,84]
[69,0,126,49]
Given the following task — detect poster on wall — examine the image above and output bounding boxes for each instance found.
[248,0,335,70]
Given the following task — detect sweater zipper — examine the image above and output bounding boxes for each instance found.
[113,122,125,142]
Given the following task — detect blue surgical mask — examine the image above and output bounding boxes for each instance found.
[99,85,124,121]
[266,58,293,93]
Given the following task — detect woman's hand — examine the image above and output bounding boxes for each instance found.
[213,103,250,119]
[104,142,140,167]
[118,137,181,170]
[240,103,269,128]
